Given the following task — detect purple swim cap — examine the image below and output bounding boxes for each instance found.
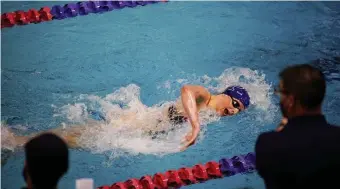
[222,86,250,108]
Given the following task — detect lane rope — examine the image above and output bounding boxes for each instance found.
[98,153,256,189]
[1,1,168,29]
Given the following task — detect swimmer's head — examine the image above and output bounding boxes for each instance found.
[223,86,250,108]
[214,86,250,116]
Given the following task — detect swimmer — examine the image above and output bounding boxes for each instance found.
[2,85,250,152]
[166,84,250,151]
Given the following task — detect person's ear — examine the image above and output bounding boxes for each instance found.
[276,117,288,132]
[286,94,295,108]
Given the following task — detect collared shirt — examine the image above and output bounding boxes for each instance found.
[255,115,340,189]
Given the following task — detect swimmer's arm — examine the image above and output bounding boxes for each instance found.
[180,85,210,150]
[8,126,83,149]
[8,123,97,150]
[46,125,88,148]
[181,85,211,106]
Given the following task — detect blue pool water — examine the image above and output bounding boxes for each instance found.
[1,1,340,189]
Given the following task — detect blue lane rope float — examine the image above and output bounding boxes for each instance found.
[1,1,168,28]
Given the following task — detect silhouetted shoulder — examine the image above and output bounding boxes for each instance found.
[255,131,278,154]
[255,131,281,177]
[329,123,340,130]
[327,123,340,139]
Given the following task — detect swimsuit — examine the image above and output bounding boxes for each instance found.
[148,94,211,139]
[167,93,211,125]
[168,105,188,125]
[148,105,188,139]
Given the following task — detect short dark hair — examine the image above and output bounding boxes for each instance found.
[279,63,326,110]
[25,133,69,188]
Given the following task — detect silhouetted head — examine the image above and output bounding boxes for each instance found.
[23,133,69,189]
[275,63,326,118]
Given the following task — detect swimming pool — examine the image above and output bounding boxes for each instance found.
[1,1,340,188]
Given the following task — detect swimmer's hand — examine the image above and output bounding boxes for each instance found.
[180,128,200,151]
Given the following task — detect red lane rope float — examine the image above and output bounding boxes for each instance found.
[1,13,16,28]
[153,173,168,188]
[1,6,53,28]
[14,11,29,25]
[39,7,53,22]
[140,176,155,189]
[1,1,168,29]
[26,9,40,23]
[98,153,255,189]
[178,167,196,185]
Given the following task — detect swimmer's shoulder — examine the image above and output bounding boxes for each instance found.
[181,85,210,97]
[181,85,211,106]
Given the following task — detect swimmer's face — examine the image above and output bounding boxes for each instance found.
[215,94,245,116]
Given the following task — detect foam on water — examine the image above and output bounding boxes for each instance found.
[51,67,277,158]
[1,123,18,151]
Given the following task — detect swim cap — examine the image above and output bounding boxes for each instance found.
[222,86,250,108]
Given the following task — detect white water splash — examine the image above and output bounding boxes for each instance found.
[1,122,18,151]
[51,67,276,157]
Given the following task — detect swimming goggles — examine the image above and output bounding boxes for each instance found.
[231,97,241,111]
